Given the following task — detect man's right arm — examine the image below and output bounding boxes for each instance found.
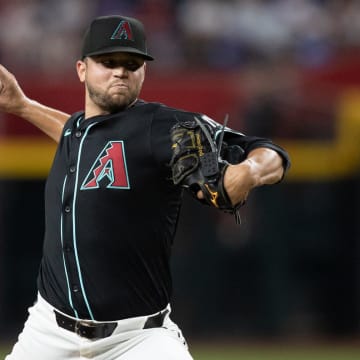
[0,64,70,143]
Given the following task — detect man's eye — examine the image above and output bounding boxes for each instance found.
[100,60,142,71]
[102,60,115,68]
[124,62,141,71]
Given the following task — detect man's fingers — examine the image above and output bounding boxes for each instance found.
[0,64,8,93]
[197,190,204,200]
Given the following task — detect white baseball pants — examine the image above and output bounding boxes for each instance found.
[6,294,193,360]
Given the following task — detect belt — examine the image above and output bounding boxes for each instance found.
[54,309,168,340]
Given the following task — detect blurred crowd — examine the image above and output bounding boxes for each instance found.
[1,0,360,75]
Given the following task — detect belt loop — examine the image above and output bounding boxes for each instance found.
[143,309,169,329]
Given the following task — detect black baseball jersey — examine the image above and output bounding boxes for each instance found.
[37,100,290,321]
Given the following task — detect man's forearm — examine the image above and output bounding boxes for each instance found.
[16,99,69,143]
[244,147,285,187]
[224,148,285,206]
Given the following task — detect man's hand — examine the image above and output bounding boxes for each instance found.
[0,64,28,115]
[0,64,70,142]
[222,161,253,205]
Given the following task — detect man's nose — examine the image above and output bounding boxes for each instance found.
[113,66,128,77]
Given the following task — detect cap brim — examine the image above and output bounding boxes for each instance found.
[84,46,154,61]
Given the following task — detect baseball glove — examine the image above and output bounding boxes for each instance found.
[170,115,246,223]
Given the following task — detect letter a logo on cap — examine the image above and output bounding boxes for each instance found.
[111,20,134,41]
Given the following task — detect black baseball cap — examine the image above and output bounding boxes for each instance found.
[81,15,154,61]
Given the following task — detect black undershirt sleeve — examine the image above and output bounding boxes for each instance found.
[223,133,291,175]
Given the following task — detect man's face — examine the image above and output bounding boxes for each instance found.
[77,52,146,117]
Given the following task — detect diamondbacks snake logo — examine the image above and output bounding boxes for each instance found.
[81,141,130,190]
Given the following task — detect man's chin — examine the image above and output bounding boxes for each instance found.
[103,97,130,112]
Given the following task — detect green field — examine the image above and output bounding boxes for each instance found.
[1,344,11,359]
[2,341,360,359]
[191,342,360,360]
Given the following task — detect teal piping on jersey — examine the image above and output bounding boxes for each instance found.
[72,122,98,320]
[76,116,83,128]
[61,175,79,318]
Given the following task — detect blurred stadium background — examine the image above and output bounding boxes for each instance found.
[1,0,360,358]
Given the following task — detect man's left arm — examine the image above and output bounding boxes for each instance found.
[224,147,286,206]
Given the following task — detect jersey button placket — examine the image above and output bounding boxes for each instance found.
[61,119,86,316]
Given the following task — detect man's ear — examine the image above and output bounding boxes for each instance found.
[140,62,146,87]
[76,60,86,83]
